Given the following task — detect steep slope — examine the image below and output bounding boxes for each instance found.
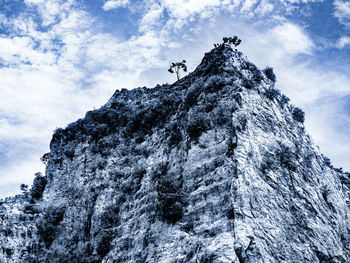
[1,43,350,263]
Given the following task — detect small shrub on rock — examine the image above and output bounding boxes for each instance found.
[242,78,254,89]
[263,67,276,82]
[279,145,298,171]
[204,75,227,93]
[265,88,281,100]
[323,156,332,167]
[168,124,182,147]
[185,82,203,109]
[157,178,184,224]
[96,230,114,257]
[281,94,290,104]
[31,173,47,200]
[292,107,305,123]
[95,205,119,257]
[40,152,50,167]
[187,114,210,141]
[36,206,65,248]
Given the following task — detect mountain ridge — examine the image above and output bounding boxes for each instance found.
[1,43,350,263]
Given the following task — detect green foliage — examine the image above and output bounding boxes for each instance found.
[265,88,281,100]
[278,145,298,171]
[36,206,65,248]
[187,114,210,141]
[253,70,264,83]
[31,173,47,200]
[242,78,254,89]
[168,60,187,80]
[261,145,298,173]
[185,82,203,109]
[20,184,28,193]
[281,94,290,104]
[95,205,119,257]
[223,36,241,47]
[96,230,114,257]
[292,107,305,123]
[263,67,276,82]
[204,75,228,93]
[168,123,182,147]
[40,152,50,167]
[157,178,184,224]
[127,97,179,135]
[323,156,332,167]
[154,164,185,224]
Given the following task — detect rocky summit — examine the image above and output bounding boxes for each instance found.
[1,43,350,263]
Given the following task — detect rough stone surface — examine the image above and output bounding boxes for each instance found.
[1,43,350,262]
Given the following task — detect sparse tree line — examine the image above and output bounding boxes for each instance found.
[214,36,241,48]
[169,36,242,81]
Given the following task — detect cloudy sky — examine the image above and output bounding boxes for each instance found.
[0,0,349,198]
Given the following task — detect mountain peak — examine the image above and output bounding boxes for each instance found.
[1,42,350,263]
[196,43,245,71]
[106,43,272,111]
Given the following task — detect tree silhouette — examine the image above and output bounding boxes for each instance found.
[41,152,50,167]
[20,184,28,193]
[223,36,241,47]
[168,60,187,81]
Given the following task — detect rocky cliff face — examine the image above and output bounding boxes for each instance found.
[1,43,350,263]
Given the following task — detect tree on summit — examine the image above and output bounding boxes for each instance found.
[223,36,241,47]
[168,60,187,81]
[214,36,242,49]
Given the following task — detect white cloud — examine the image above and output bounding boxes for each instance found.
[254,0,274,14]
[160,0,221,18]
[23,0,75,26]
[245,24,350,170]
[102,0,129,11]
[182,18,350,171]
[241,0,260,13]
[334,0,350,27]
[1,0,350,199]
[337,36,350,48]
[0,153,46,199]
[0,36,56,66]
[24,0,45,4]
[139,4,164,33]
[304,96,350,170]
[269,23,314,55]
[0,0,176,197]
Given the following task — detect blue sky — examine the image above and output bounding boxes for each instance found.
[0,0,349,198]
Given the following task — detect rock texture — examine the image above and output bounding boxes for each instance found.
[1,43,350,263]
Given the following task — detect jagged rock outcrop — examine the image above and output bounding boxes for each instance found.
[1,43,350,263]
